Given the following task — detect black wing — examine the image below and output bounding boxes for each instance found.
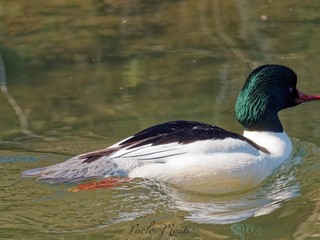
[116,120,268,152]
[79,120,268,163]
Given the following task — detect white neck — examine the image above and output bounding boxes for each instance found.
[243,130,292,159]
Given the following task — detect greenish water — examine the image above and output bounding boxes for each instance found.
[1,1,320,239]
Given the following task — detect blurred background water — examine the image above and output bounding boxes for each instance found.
[0,1,320,239]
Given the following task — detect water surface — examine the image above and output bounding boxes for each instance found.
[1,1,320,239]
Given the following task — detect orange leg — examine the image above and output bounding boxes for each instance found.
[68,177,129,192]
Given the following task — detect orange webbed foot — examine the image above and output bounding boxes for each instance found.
[68,177,129,192]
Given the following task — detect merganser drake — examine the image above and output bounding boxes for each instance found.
[22,64,320,194]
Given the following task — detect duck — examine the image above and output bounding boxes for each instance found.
[22,64,320,194]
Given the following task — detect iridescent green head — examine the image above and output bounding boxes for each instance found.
[235,65,299,132]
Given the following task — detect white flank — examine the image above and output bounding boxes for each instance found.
[126,133,293,194]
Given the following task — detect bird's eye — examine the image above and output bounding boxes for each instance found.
[288,87,293,94]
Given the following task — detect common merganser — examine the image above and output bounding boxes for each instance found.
[22,64,320,194]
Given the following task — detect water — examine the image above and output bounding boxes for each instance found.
[1,1,320,239]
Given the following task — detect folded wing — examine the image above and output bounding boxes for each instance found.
[22,120,267,183]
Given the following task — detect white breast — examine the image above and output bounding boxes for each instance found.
[243,131,292,159]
